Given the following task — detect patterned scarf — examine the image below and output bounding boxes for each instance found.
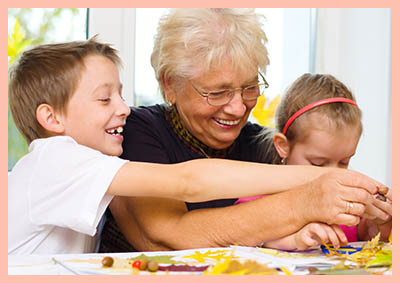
[165,104,235,158]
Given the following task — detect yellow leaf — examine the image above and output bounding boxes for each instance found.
[252,94,280,127]
[365,233,381,249]
[182,250,235,263]
[8,19,32,64]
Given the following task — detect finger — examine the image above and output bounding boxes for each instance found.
[364,201,391,222]
[331,224,348,245]
[341,187,373,206]
[377,186,390,196]
[373,196,392,216]
[385,189,392,202]
[311,225,329,245]
[333,213,361,226]
[337,170,381,195]
[322,224,340,249]
[302,233,319,247]
[342,201,366,216]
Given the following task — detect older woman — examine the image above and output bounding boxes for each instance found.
[99,8,388,252]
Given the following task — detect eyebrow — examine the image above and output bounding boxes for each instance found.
[93,83,123,95]
[206,75,259,90]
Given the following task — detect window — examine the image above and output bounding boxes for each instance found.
[8,8,87,170]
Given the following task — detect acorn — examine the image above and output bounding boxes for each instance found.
[147,260,159,272]
[139,258,148,270]
[102,256,114,267]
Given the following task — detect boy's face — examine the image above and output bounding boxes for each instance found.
[286,115,361,169]
[60,55,130,156]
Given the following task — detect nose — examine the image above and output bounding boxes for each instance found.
[116,96,131,117]
[223,90,246,116]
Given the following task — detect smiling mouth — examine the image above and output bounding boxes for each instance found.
[106,126,123,136]
[214,118,241,126]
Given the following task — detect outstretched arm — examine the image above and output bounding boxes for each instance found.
[107,160,386,204]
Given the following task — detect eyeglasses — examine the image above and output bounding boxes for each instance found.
[188,72,269,106]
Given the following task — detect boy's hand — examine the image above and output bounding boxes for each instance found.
[294,223,348,251]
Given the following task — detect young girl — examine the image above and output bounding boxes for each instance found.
[236,73,392,250]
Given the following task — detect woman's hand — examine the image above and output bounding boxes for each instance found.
[358,189,392,241]
[302,170,388,226]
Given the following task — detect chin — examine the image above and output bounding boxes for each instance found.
[105,147,123,157]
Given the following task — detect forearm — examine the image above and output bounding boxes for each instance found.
[116,191,311,251]
[108,159,331,202]
[179,159,332,202]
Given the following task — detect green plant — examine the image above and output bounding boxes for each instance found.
[8,19,30,170]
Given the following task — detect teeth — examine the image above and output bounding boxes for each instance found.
[215,118,240,126]
[106,126,123,135]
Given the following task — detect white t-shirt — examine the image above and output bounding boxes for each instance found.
[8,136,128,255]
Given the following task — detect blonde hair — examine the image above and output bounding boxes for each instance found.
[151,8,270,102]
[259,73,362,164]
[8,36,121,144]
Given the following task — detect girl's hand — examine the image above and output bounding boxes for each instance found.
[294,223,348,251]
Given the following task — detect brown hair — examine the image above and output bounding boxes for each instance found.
[8,36,121,144]
[258,73,362,164]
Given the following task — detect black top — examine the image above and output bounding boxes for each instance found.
[121,104,265,210]
[99,104,266,252]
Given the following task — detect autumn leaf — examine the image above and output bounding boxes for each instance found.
[252,94,280,127]
[365,250,392,268]
[8,19,32,64]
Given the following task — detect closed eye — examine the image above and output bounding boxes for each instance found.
[311,162,324,167]
[245,85,258,91]
[208,90,229,98]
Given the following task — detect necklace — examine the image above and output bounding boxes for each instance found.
[165,104,234,158]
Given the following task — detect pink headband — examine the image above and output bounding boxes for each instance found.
[282,97,358,135]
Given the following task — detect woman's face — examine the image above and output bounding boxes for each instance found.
[172,62,258,149]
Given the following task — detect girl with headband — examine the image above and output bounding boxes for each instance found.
[236,73,392,250]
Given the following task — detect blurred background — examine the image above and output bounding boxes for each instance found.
[8,8,392,187]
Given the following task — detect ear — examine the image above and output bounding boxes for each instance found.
[273,133,290,159]
[161,74,177,105]
[36,104,65,134]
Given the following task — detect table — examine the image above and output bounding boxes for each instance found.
[8,242,391,275]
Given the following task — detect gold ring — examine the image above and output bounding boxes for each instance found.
[346,201,354,214]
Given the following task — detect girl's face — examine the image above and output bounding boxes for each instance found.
[286,115,361,169]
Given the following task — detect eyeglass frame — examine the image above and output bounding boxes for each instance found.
[188,72,269,106]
